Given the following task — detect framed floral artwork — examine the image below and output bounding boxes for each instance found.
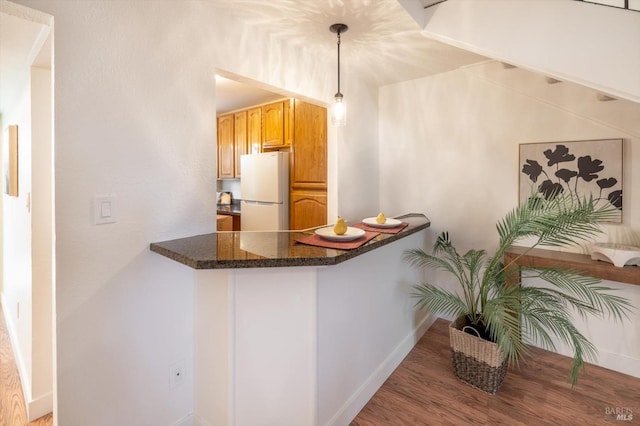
[519,139,623,222]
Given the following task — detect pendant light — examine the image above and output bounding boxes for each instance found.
[330,23,348,126]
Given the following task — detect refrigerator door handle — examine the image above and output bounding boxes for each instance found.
[243,200,282,205]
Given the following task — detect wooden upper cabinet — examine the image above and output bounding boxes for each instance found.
[217,114,235,179]
[234,111,247,178]
[262,101,285,148]
[284,98,294,147]
[247,107,262,154]
[291,100,327,190]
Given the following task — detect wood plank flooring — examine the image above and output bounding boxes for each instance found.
[352,318,640,425]
[3,307,638,425]
[0,304,52,426]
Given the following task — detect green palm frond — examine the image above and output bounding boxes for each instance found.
[482,293,529,364]
[495,193,617,254]
[529,267,632,321]
[524,285,598,320]
[403,248,465,281]
[405,238,484,317]
[405,192,633,386]
[404,248,460,277]
[520,304,598,385]
[410,282,469,320]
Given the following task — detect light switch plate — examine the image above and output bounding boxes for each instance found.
[93,195,117,225]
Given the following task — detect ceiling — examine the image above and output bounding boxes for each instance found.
[215,76,284,114]
[209,0,486,87]
[1,0,488,116]
[209,0,487,111]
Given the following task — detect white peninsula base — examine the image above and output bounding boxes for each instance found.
[193,230,433,426]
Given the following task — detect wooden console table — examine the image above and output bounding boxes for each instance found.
[504,246,640,286]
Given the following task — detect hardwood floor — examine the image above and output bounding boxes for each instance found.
[0,304,52,426]
[352,318,640,425]
[3,308,638,426]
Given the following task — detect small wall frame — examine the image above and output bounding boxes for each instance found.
[4,125,19,197]
[519,138,623,222]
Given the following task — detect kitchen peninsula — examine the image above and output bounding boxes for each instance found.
[150,214,432,426]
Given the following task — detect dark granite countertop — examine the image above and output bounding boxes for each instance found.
[150,213,430,269]
[216,202,241,216]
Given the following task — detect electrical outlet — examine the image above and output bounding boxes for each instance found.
[170,360,186,389]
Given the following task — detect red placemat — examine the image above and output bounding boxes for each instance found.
[296,231,380,250]
[352,222,409,234]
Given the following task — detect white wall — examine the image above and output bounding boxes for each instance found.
[11,0,367,424]
[56,1,220,423]
[333,74,380,222]
[15,1,216,424]
[379,61,640,377]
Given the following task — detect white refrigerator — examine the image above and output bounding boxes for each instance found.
[240,152,289,231]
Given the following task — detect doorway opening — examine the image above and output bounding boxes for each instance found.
[0,2,55,423]
[214,71,331,230]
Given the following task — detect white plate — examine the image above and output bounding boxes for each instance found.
[315,226,366,241]
[362,217,402,228]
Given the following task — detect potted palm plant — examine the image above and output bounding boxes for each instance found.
[404,193,632,394]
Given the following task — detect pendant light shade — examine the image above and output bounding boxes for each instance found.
[330,23,348,126]
[332,93,346,127]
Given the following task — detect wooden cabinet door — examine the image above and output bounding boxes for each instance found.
[290,190,327,230]
[217,114,235,179]
[262,101,284,147]
[290,100,328,230]
[247,107,262,154]
[234,111,247,178]
[284,98,294,147]
[291,100,327,189]
[216,214,233,231]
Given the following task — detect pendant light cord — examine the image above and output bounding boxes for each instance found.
[330,23,348,125]
[336,30,341,96]
[329,23,347,100]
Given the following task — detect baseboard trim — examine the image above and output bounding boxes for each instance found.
[528,340,640,379]
[27,391,53,422]
[546,344,640,379]
[1,293,30,399]
[171,412,195,426]
[325,313,435,426]
[596,351,640,378]
[2,293,53,421]
[192,412,212,426]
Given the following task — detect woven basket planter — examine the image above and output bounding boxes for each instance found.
[449,316,508,394]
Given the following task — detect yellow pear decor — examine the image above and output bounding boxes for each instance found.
[334,217,347,235]
[376,212,387,224]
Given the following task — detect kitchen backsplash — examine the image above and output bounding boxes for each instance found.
[217,179,241,201]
